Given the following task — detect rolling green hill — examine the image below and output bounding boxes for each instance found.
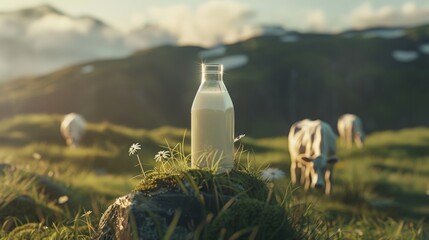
[1,25,429,136]
[0,114,428,238]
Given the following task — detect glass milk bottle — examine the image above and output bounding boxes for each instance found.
[191,64,234,172]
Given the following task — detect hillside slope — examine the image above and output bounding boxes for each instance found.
[0,114,428,238]
[1,26,429,136]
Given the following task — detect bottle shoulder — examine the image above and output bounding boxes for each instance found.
[192,90,234,110]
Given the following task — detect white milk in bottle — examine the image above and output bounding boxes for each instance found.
[191,64,234,172]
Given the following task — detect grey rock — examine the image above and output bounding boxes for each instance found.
[94,191,213,240]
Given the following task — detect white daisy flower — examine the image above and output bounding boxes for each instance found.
[261,168,285,181]
[154,150,170,162]
[58,195,69,204]
[32,152,42,160]
[128,143,141,156]
[234,134,246,142]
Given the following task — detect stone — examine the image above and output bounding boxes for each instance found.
[94,170,298,240]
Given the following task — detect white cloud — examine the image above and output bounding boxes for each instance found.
[27,14,91,34]
[125,13,147,32]
[305,9,326,32]
[0,2,263,81]
[144,0,259,47]
[0,7,131,81]
[0,0,260,73]
[26,14,128,56]
[0,1,265,81]
[147,5,192,38]
[402,2,416,15]
[351,2,429,29]
[125,24,176,49]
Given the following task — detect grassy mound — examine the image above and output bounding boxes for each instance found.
[131,166,299,239]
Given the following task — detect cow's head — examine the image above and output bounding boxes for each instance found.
[301,155,339,193]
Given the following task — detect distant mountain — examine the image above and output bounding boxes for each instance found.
[1,24,429,136]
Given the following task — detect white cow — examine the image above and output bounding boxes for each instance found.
[288,119,339,195]
[337,114,365,148]
[60,113,86,148]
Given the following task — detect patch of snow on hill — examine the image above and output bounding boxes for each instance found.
[209,55,248,70]
[419,43,429,54]
[392,50,418,62]
[198,46,226,59]
[80,65,94,74]
[260,26,286,36]
[280,35,299,43]
[363,29,405,39]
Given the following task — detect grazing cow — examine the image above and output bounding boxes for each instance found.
[60,113,86,148]
[288,119,339,195]
[337,114,365,148]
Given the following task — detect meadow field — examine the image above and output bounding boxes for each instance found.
[0,114,428,239]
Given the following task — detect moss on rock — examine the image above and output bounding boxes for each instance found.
[133,172,182,194]
[133,169,268,202]
[208,198,298,240]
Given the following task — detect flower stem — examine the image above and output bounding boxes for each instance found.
[265,182,274,205]
[136,155,146,177]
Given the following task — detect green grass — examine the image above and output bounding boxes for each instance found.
[0,114,428,239]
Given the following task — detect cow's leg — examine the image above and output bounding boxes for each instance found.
[299,165,306,185]
[290,161,297,184]
[304,165,311,190]
[324,169,331,195]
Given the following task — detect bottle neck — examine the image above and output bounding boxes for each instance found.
[202,72,223,82]
[201,63,223,82]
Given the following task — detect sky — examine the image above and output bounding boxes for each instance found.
[1,0,429,32]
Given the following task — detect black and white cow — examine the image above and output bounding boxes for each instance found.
[288,119,339,195]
